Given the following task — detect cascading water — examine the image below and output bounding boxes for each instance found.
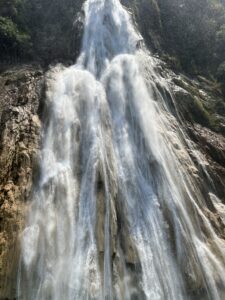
[18,0,225,299]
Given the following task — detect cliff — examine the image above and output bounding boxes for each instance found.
[1,59,224,299]
[0,65,43,298]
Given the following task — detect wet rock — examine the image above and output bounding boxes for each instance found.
[0,65,43,299]
[170,74,225,136]
[187,124,225,203]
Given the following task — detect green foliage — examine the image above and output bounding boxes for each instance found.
[0,0,225,80]
[143,0,225,93]
[0,0,32,59]
[0,16,31,58]
[192,96,215,128]
[0,0,83,63]
[158,0,218,72]
[125,0,225,89]
[217,62,225,80]
[21,0,83,63]
[216,61,225,93]
[216,25,225,62]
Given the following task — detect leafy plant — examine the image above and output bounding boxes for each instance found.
[0,16,31,57]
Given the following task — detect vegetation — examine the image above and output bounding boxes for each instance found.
[0,0,30,60]
[158,0,225,75]
[0,0,83,63]
[0,0,225,88]
[0,16,31,58]
[217,62,225,92]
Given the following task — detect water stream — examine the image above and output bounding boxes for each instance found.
[18,0,225,299]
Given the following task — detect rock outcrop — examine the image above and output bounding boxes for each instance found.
[168,70,225,205]
[168,70,225,242]
[0,65,43,299]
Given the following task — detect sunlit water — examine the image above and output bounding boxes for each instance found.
[18,0,225,299]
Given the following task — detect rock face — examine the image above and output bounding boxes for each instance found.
[168,71,225,205]
[0,65,43,299]
[0,46,225,300]
[167,70,225,242]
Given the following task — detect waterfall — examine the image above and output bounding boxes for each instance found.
[18,0,225,299]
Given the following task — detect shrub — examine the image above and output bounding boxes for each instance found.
[0,16,31,59]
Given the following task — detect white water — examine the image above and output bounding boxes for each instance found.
[18,0,225,299]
